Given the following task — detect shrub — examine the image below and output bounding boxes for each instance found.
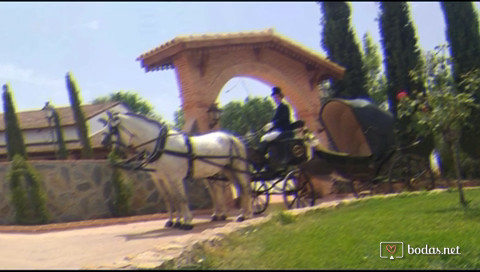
[7,155,50,225]
[108,151,133,217]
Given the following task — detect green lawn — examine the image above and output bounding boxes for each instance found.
[170,188,480,270]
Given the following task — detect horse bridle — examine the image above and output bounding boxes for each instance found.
[102,112,249,181]
[101,118,135,154]
[102,112,177,171]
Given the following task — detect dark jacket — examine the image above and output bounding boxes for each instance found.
[271,102,291,131]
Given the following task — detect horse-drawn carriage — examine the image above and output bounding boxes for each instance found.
[99,97,435,229]
[248,97,435,213]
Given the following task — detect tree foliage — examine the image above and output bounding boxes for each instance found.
[93,91,162,121]
[441,2,480,94]
[7,154,50,224]
[172,97,274,141]
[52,108,68,159]
[2,84,50,223]
[362,32,388,108]
[397,47,480,207]
[219,97,275,139]
[441,2,480,159]
[108,150,132,217]
[320,2,369,99]
[459,69,480,159]
[379,2,425,117]
[2,84,27,160]
[173,108,185,130]
[397,89,477,208]
[66,72,93,159]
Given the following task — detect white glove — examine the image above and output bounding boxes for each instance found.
[263,122,273,131]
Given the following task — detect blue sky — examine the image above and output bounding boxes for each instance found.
[0,2,478,123]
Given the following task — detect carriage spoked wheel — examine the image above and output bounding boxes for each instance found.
[387,153,435,193]
[282,169,315,209]
[349,179,376,198]
[251,179,270,215]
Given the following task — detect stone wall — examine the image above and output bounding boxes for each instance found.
[0,160,212,225]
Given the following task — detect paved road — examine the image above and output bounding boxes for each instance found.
[0,213,241,269]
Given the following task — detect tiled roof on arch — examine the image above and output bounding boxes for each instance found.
[136,28,345,79]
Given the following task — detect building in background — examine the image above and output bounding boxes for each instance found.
[0,101,130,161]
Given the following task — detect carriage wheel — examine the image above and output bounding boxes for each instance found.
[251,179,270,215]
[388,153,435,193]
[348,179,382,198]
[283,169,315,209]
[404,154,435,191]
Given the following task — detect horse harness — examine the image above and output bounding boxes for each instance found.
[110,122,250,182]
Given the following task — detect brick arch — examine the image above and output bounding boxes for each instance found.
[136,29,345,139]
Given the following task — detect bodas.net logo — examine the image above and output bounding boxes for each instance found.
[380,242,404,260]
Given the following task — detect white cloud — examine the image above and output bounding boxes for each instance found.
[0,63,71,110]
[0,63,64,89]
[84,20,100,31]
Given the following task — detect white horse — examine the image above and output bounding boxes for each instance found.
[99,111,253,230]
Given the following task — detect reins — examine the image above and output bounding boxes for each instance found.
[107,114,252,177]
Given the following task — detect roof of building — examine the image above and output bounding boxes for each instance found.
[136,28,345,79]
[0,101,122,131]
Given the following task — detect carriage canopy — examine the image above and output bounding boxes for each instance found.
[319,98,395,161]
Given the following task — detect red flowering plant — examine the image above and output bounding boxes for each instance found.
[396,90,408,101]
[396,90,421,131]
[396,47,480,207]
[395,89,426,145]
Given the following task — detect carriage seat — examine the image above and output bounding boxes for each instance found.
[273,120,306,142]
[289,120,305,130]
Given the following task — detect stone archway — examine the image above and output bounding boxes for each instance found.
[137,28,345,142]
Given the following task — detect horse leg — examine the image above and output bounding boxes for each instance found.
[236,173,253,221]
[206,179,227,221]
[172,199,183,228]
[172,178,194,230]
[230,137,254,221]
[215,182,228,221]
[205,179,220,221]
[162,192,175,228]
[223,169,252,222]
[152,177,175,228]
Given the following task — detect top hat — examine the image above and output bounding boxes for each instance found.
[271,86,284,97]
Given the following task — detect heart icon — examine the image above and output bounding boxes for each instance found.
[386,244,397,255]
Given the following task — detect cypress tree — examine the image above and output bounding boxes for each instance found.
[320,2,369,99]
[441,2,480,159]
[379,2,425,117]
[362,32,388,107]
[52,109,68,159]
[7,154,50,224]
[2,84,50,224]
[66,72,93,159]
[108,150,132,217]
[441,2,480,94]
[2,84,27,160]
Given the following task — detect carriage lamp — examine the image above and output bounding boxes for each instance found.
[42,102,57,156]
[207,103,222,128]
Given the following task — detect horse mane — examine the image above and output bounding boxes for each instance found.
[121,112,163,128]
[121,112,180,133]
